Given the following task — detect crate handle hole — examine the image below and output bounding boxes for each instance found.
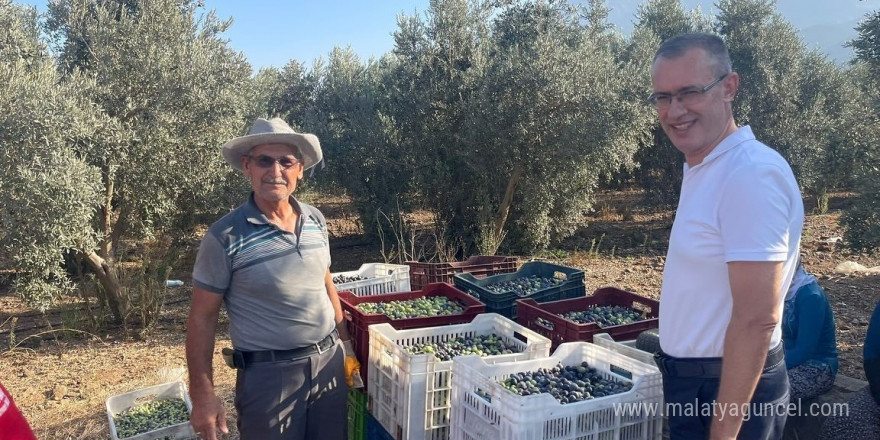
[609,364,633,380]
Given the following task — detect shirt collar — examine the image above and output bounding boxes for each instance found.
[684,125,755,172]
[244,193,305,226]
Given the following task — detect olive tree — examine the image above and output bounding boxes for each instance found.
[461,0,654,252]
[716,0,863,212]
[626,0,712,206]
[842,10,880,251]
[304,48,407,230]
[0,2,106,311]
[26,0,254,322]
[380,0,494,254]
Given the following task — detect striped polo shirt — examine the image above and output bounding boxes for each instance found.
[192,194,335,351]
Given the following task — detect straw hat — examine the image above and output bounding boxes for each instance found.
[221,118,322,171]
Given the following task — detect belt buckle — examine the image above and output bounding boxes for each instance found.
[315,333,331,355]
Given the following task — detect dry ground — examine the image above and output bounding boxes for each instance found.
[0,192,877,439]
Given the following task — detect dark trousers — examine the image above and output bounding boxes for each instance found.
[656,343,789,440]
[234,339,348,440]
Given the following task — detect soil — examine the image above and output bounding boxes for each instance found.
[0,192,877,439]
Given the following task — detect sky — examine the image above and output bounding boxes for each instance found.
[17,0,878,70]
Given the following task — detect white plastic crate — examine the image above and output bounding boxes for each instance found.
[450,342,663,440]
[333,263,411,296]
[593,333,657,367]
[368,313,552,440]
[106,381,195,440]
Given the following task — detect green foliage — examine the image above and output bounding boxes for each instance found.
[305,47,410,232]
[625,0,711,206]
[0,0,253,322]
[0,2,104,310]
[842,11,880,252]
[849,9,880,77]
[842,176,880,251]
[715,0,864,206]
[381,0,654,253]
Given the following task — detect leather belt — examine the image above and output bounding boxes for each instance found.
[654,342,784,378]
[232,330,338,369]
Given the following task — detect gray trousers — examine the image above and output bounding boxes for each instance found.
[234,340,348,440]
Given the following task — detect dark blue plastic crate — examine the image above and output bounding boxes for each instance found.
[366,412,394,440]
[453,261,586,319]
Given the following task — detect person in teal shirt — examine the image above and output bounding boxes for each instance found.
[782,261,838,400]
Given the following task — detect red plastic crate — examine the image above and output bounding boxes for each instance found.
[516,287,659,350]
[405,256,519,290]
[339,283,486,386]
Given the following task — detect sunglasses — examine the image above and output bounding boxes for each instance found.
[247,154,301,169]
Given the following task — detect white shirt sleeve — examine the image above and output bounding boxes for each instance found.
[718,163,795,262]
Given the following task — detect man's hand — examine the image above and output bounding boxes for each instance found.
[189,391,228,440]
[341,340,364,388]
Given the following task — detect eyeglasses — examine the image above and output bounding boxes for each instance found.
[647,74,728,109]
[247,154,301,169]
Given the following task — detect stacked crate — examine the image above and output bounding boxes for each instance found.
[367,314,551,440]
[516,287,659,349]
[453,261,586,319]
[406,256,518,290]
[339,283,486,385]
[332,263,411,296]
[348,389,368,440]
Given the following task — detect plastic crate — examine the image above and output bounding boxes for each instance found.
[450,342,663,440]
[593,334,669,438]
[368,314,552,440]
[453,261,586,319]
[367,412,395,440]
[349,389,368,440]
[516,287,659,349]
[106,381,195,440]
[593,333,657,367]
[406,256,519,290]
[340,283,486,386]
[333,263,411,297]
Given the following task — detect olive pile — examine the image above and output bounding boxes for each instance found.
[535,316,556,329]
[485,276,564,297]
[560,306,646,328]
[403,334,522,360]
[333,274,369,284]
[114,398,189,438]
[356,296,464,319]
[500,362,632,404]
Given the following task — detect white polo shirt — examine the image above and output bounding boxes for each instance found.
[659,126,803,358]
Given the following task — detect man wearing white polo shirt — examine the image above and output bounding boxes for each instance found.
[649,33,803,439]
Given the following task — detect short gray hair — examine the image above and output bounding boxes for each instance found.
[653,32,732,77]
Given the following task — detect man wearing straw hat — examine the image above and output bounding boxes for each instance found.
[186,118,360,440]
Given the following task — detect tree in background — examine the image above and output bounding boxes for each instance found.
[626,0,712,207]
[717,0,862,213]
[305,48,408,235]
[463,0,654,252]
[0,2,105,312]
[14,0,254,324]
[378,0,493,256]
[842,9,880,251]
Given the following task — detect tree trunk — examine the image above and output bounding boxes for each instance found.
[816,187,829,214]
[492,165,524,244]
[81,249,125,324]
[100,164,114,259]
